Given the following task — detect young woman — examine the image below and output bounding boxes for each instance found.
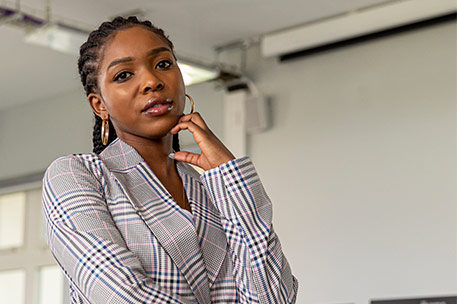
[42,16,298,304]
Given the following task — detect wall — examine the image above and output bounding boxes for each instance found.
[242,21,456,303]
[0,87,92,179]
[0,20,455,304]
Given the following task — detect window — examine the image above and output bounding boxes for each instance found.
[38,265,64,304]
[0,269,26,304]
[0,192,26,249]
[0,186,66,304]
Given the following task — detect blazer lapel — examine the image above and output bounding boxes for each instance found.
[101,139,211,304]
[176,162,228,287]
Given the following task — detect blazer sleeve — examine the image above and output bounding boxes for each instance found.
[200,156,299,304]
[42,155,189,304]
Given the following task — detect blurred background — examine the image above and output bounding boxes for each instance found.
[0,0,455,303]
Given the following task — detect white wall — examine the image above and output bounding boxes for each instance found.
[0,20,455,304]
[0,87,92,179]
[242,21,456,303]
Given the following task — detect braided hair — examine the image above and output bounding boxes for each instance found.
[78,16,180,154]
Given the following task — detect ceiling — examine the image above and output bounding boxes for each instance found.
[0,0,392,110]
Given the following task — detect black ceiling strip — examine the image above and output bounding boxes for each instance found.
[280,12,456,62]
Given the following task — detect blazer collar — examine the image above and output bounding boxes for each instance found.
[100,137,144,172]
[100,138,227,297]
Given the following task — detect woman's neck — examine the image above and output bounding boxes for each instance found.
[118,133,177,179]
[116,133,189,211]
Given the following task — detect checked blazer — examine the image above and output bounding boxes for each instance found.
[42,138,298,303]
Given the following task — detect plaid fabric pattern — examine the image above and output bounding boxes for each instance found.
[42,138,298,303]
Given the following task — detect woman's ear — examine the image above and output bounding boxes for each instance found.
[88,93,108,119]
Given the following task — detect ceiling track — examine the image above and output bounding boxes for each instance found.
[0,5,89,34]
[0,6,44,28]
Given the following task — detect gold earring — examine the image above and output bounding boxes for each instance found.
[185,94,195,114]
[101,118,109,145]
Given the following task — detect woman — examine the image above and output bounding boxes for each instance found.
[42,16,298,304]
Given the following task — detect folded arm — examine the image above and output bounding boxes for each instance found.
[201,157,298,304]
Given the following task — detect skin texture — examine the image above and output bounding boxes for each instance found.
[88,26,235,211]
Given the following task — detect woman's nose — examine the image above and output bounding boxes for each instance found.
[141,71,164,94]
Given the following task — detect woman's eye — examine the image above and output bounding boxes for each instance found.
[156,60,173,69]
[114,71,132,82]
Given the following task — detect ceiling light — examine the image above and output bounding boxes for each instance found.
[24,23,88,55]
[177,60,219,86]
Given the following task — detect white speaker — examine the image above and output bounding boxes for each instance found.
[223,78,269,157]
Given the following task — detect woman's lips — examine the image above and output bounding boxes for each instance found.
[142,103,174,116]
[142,98,173,116]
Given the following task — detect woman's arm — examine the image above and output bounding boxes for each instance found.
[200,157,299,304]
[171,112,298,303]
[42,155,191,304]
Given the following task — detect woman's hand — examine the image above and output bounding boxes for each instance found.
[170,112,235,171]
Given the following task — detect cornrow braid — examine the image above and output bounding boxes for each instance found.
[77,16,180,154]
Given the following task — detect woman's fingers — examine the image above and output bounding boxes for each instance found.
[170,120,205,136]
[173,151,199,166]
[173,151,211,170]
[171,112,235,170]
[178,112,209,131]
[170,120,210,148]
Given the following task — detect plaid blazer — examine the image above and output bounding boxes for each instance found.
[42,138,298,303]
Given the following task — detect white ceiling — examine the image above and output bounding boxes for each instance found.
[0,0,392,110]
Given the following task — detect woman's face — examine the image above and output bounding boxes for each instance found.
[91,25,185,143]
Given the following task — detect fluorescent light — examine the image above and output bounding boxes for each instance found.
[24,23,88,55]
[177,61,219,86]
[262,0,457,57]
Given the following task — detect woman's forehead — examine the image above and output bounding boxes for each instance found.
[101,26,170,65]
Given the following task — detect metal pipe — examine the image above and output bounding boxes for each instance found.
[45,0,50,23]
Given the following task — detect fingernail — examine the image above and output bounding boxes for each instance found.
[168,153,175,159]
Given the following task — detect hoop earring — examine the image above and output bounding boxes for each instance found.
[185,94,195,114]
[101,118,110,146]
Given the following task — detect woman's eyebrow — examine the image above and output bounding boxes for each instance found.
[106,47,172,72]
[107,57,134,72]
[147,47,171,57]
